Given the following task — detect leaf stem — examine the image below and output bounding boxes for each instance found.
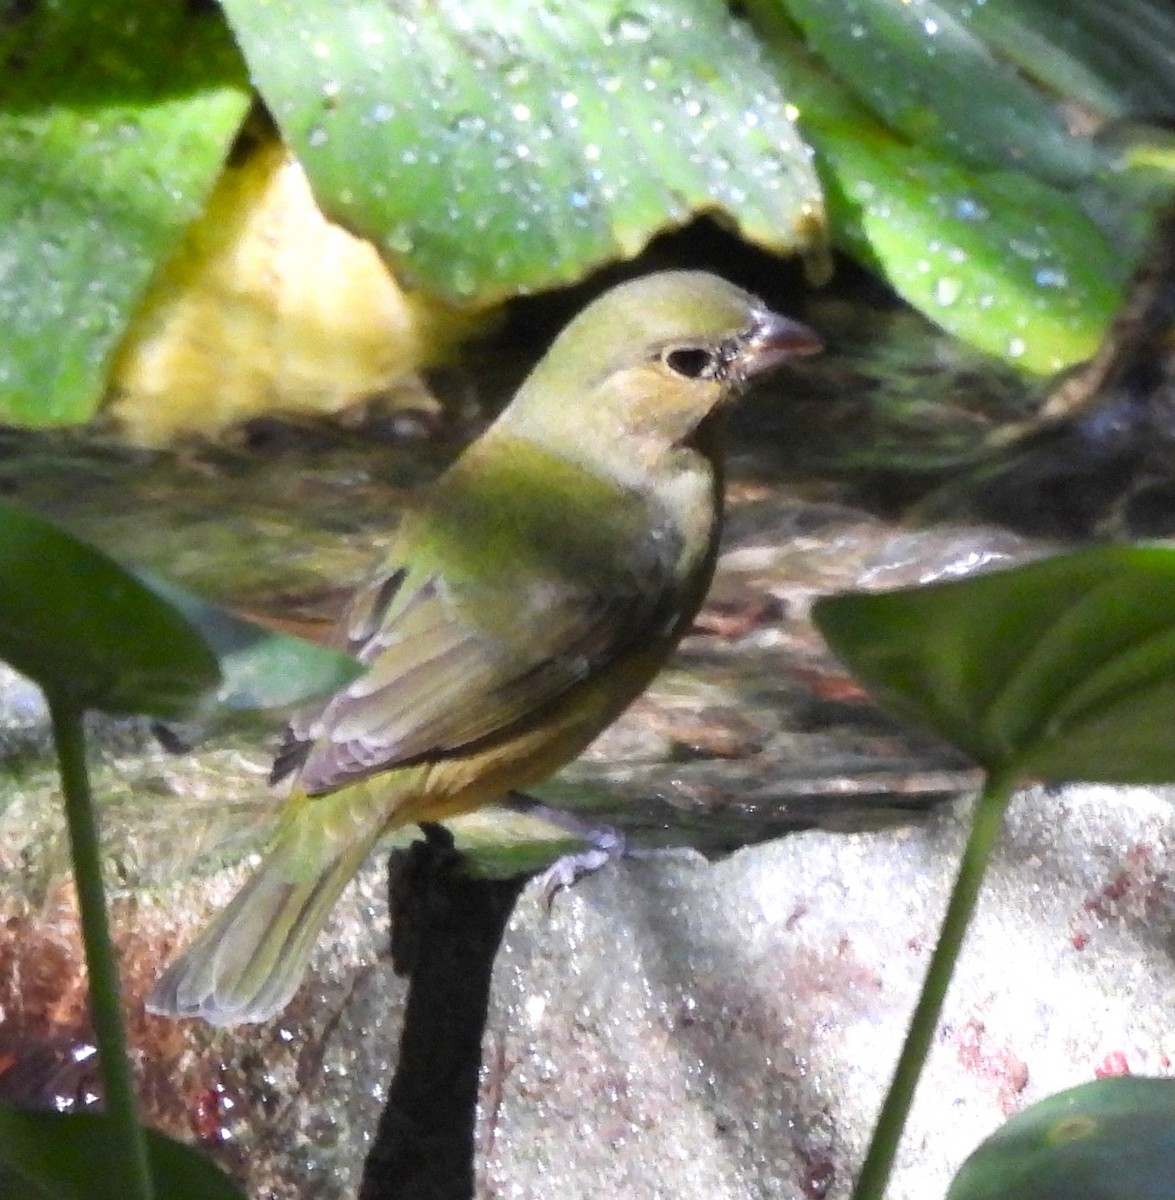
[852,770,1019,1200]
[50,695,156,1200]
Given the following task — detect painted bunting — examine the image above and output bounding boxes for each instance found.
[147,270,821,1025]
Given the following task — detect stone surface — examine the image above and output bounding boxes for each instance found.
[472,783,1175,1200]
[11,774,1172,1199]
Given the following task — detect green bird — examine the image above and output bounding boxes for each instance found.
[147,270,821,1025]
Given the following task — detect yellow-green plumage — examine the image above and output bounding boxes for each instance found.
[147,270,820,1024]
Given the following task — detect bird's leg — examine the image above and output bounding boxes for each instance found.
[501,791,628,906]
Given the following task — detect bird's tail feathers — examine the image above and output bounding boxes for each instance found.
[146,825,382,1026]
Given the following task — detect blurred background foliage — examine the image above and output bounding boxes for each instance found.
[2,0,1174,442]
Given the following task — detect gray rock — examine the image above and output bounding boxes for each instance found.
[473,782,1175,1200]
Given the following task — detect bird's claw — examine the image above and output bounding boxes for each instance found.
[536,826,627,910]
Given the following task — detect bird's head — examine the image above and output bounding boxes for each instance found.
[501,270,822,458]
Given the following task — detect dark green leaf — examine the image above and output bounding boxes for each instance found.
[219,0,824,305]
[752,10,1129,374]
[817,138,1125,375]
[140,574,362,713]
[0,501,219,717]
[935,0,1175,120]
[813,544,1175,783]
[775,0,1100,183]
[0,1107,245,1200]
[0,0,250,425]
[948,1076,1175,1200]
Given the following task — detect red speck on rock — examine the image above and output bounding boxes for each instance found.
[951,1017,1030,1113]
[189,1074,245,1146]
[1089,871,1133,912]
[1095,1051,1131,1078]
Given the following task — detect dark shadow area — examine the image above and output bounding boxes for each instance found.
[360,828,526,1200]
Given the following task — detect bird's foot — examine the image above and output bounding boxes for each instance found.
[501,793,630,908]
[536,825,627,909]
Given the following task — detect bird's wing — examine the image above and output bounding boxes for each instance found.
[271,543,676,796]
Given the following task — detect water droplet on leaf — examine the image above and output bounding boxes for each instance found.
[609,11,652,42]
[934,277,961,306]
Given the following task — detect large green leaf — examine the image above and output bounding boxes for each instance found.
[0,1107,244,1200]
[0,500,358,718]
[751,9,1129,374]
[813,545,1175,782]
[935,0,1175,120]
[818,140,1123,375]
[0,501,219,718]
[0,0,250,425]
[775,0,1100,183]
[948,1077,1175,1200]
[218,0,825,304]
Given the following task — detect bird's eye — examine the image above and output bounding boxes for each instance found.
[663,346,716,379]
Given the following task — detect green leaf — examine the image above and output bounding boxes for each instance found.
[218,0,824,304]
[819,140,1124,375]
[812,544,1175,783]
[0,0,250,426]
[775,0,1100,183]
[140,574,362,713]
[0,501,219,718]
[0,501,357,719]
[934,0,1175,120]
[0,1107,245,1200]
[751,10,1129,374]
[948,1077,1175,1200]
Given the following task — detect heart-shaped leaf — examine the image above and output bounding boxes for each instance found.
[777,0,1102,182]
[0,502,359,720]
[0,502,219,718]
[752,12,1128,374]
[932,0,1175,118]
[813,544,1175,783]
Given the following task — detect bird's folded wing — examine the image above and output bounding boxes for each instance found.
[273,558,670,796]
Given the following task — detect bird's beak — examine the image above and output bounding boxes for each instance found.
[736,310,823,381]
